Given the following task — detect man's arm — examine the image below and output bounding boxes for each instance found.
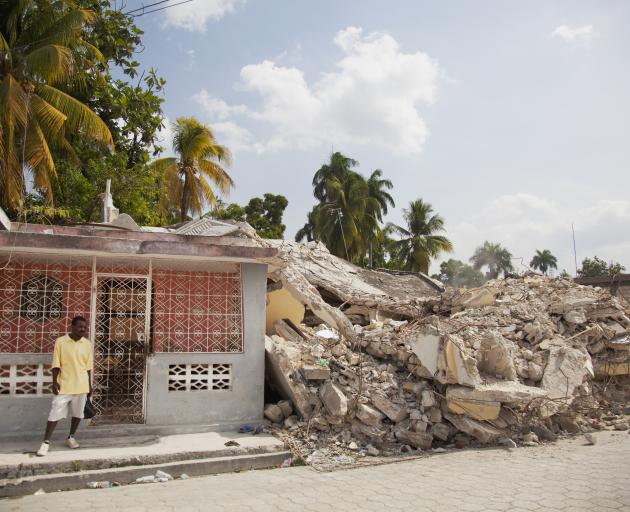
[87,370,92,396]
[51,368,60,395]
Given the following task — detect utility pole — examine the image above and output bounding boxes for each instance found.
[330,208,349,261]
[572,223,578,276]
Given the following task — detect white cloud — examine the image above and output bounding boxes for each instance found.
[551,25,597,46]
[442,193,630,275]
[164,0,241,32]
[154,116,174,155]
[193,90,248,120]
[193,26,441,154]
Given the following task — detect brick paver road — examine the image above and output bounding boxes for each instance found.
[6,430,630,512]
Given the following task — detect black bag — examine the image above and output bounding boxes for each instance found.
[84,397,97,419]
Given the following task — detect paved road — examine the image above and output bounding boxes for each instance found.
[6,431,630,512]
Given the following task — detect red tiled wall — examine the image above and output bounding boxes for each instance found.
[152,269,243,353]
[0,260,92,353]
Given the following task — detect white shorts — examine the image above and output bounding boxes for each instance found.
[47,394,87,422]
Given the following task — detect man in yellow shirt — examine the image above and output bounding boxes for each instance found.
[37,316,94,457]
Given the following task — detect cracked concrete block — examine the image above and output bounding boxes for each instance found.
[395,430,433,449]
[444,413,504,444]
[476,332,517,380]
[371,394,408,423]
[320,382,348,418]
[356,403,385,427]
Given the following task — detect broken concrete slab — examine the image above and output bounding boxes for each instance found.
[408,332,441,378]
[540,346,593,417]
[301,365,331,380]
[447,396,502,421]
[319,382,348,418]
[446,381,547,406]
[356,403,385,427]
[395,430,433,449]
[476,332,517,380]
[444,413,505,444]
[440,334,482,387]
[264,336,313,418]
[371,394,408,422]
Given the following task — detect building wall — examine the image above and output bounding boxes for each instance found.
[0,254,267,435]
[144,263,266,426]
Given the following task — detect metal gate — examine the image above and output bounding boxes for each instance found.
[91,275,150,424]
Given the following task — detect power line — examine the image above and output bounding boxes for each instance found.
[124,0,193,17]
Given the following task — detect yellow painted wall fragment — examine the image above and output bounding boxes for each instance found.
[447,399,501,421]
[266,287,305,334]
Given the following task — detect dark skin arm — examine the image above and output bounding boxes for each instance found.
[51,368,60,395]
[88,370,92,397]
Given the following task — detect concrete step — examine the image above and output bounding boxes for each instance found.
[1,450,291,497]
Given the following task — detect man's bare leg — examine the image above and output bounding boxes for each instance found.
[69,417,81,437]
[44,420,58,442]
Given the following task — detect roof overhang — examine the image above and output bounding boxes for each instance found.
[0,230,277,265]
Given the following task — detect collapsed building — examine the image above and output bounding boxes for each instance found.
[260,240,630,463]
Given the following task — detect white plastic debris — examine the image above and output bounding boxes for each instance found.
[135,475,156,484]
[155,470,173,481]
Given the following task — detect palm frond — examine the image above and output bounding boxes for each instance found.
[36,84,112,147]
[23,44,74,84]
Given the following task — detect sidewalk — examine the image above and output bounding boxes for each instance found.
[7,430,630,512]
[0,431,288,497]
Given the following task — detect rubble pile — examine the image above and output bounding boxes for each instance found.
[261,241,630,465]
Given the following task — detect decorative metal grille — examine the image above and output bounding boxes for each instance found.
[0,364,52,395]
[152,269,243,353]
[168,363,232,391]
[0,254,92,353]
[92,276,148,424]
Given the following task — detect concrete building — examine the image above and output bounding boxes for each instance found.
[0,210,277,435]
[575,274,630,304]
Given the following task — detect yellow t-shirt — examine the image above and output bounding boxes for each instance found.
[51,335,94,395]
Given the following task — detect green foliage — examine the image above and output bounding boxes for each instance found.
[0,0,113,210]
[297,152,394,264]
[529,249,558,275]
[387,199,453,274]
[212,194,288,239]
[150,117,232,222]
[470,241,514,279]
[577,256,626,278]
[434,259,485,288]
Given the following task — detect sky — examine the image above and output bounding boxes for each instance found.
[123,0,630,275]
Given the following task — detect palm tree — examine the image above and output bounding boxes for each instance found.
[470,241,514,279]
[296,207,317,242]
[366,169,394,220]
[387,199,453,274]
[312,171,379,262]
[530,249,558,275]
[312,152,357,202]
[0,0,113,210]
[150,117,233,222]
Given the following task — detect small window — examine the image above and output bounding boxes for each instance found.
[19,276,64,321]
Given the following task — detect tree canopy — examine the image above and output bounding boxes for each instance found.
[433,259,485,288]
[577,256,626,278]
[530,249,558,275]
[470,241,514,279]
[297,152,394,264]
[387,199,453,274]
[212,193,288,239]
[0,0,113,211]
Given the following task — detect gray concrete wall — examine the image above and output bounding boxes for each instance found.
[0,354,65,435]
[144,262,267,426]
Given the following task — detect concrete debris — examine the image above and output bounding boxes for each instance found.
[319,382,348,418]
[259,240,630,466]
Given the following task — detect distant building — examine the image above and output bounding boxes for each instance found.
[0,193,277,435]
[574,274,630,304]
